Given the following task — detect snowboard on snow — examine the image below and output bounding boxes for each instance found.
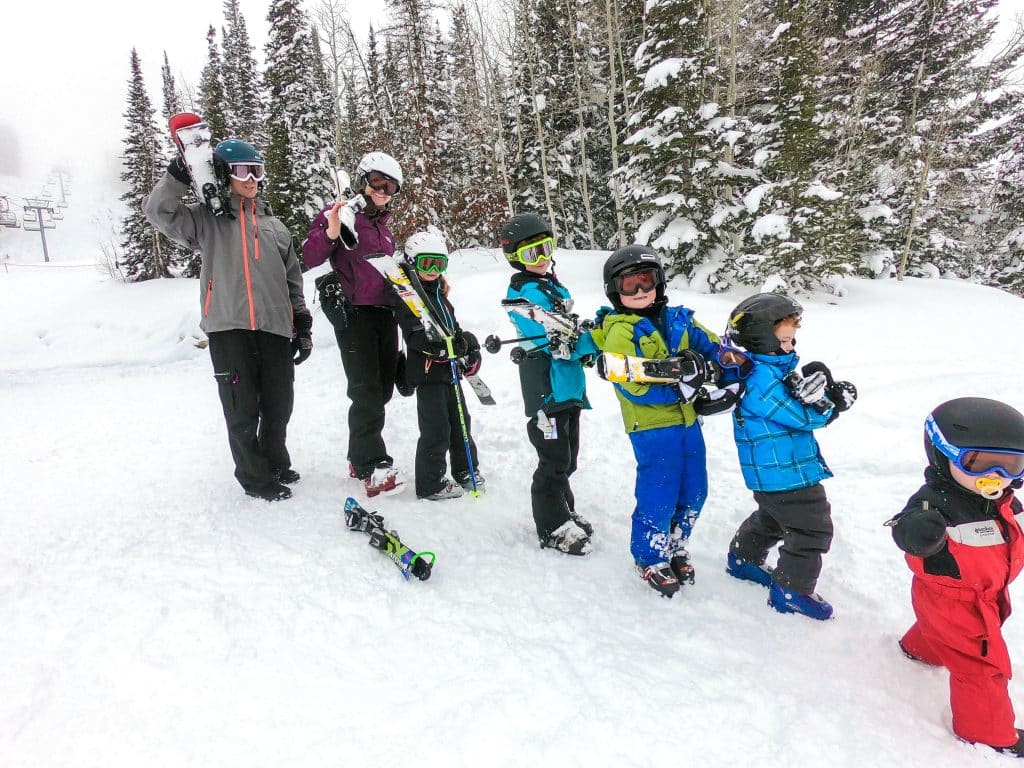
[344,497,434,581]
[169,112,226,216]
[365,253,496,406]
[596,351,705,385]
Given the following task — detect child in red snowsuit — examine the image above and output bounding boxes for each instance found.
[890,397,1024,756]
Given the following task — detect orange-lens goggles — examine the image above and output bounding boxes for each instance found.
[614,268,659,296]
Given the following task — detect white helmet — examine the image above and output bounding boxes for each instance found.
[355,151,403,194]
[403,229,449,268]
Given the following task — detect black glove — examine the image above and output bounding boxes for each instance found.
[167,156,190,184]
[826,380,857,412]
[784,370,831,412]
[889,504,947,558]
[676,349,707,402]
[292,309,313,365]
[453,332,470,358]
[459,348,482,377]
[694,381,745,416]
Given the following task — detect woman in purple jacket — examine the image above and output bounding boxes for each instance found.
[302,152,405,497]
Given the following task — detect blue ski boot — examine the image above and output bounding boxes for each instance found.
[768,581,834,621]
[726,553,773,587]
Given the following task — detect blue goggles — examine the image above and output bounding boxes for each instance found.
[926,416,1024,479]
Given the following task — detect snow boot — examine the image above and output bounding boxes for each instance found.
[456,470,486,494]
[726,553,773,587]
[637,562,680,599]
[540,520,592,556]
[992,730,1024,758]
[419,478,464,501]
[897,639,938,666]
[768,581,834,620]
[570,510,594,536]
[364,464,404,498]
[244,481,292,502]
[275,468,300,485]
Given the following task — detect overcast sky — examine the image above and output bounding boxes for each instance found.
[0,0,1022,190]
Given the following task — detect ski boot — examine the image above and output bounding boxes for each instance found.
[768,581,834,621]
[419,478,464,501]
[637,562,680,599]
[364,463,404,498]
[726,552,773,587]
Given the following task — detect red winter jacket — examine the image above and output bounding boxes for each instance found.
[893,468,1024,676]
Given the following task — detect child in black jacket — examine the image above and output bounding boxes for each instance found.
[394,230,483,500]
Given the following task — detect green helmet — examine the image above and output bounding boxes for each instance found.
[213,139,264,186]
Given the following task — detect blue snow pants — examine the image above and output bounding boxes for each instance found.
[629,423,708,566]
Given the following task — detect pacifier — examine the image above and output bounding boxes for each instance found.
[976,476,1004,498]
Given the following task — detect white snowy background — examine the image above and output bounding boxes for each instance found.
[3,176,1024,767]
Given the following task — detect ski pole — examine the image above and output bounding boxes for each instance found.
[445,336,481,497]
[483,333,547,354]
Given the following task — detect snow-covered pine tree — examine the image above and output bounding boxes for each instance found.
[441,3,507,245]
[263,0,334,246]
[221,0,264,144]
[198,26,229,143]
[619,0,720,279]
[383,0,445,238]
[733,0,848,293]
[120,49,170,281]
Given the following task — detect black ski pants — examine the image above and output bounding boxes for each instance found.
[335,305,398,477]
[730,483,833,595]
[526,407,581,539]
[207,329,294,493]
[414,380,479,497]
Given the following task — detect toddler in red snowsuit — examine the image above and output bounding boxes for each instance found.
[890,397,1024,756]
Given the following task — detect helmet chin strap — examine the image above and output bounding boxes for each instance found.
[976,476,1004,498]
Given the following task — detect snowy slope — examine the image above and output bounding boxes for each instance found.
[3,214,1024,766]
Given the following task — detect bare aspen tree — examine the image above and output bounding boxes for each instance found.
[567,5,596,248]
[605,0,626,245]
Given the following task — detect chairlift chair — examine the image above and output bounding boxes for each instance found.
[23,219,40,231]
[0,211,19,228]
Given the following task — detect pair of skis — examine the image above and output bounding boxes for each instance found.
[345,497,434,581]
[168,112,226,216]
[497,298,691,384]
[366,253,496,407]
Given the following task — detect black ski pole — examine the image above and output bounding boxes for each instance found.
[484,333,547,354]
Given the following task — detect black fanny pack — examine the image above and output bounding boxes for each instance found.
[315,271,351,331]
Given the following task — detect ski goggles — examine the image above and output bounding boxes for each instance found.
[414,253,448,274]
[513,235,555,266]
[613,268,660,296]
[229,163,266,182]
[926,416,1024,479]
[716,344,754,379]
[366,171,400,196]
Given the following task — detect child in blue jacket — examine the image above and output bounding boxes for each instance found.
[501,213,599,556]
[595,245,748,598]
[723,293,856,620]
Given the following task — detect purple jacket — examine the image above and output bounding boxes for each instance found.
[302,205,397,306]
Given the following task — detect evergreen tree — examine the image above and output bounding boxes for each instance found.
[120,49,170,281]
[221,0,263,142]
[263,0,334,245]
[198,26,229,142]
[160,51,183,122]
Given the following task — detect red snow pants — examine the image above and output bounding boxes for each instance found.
[902,579,1017,748]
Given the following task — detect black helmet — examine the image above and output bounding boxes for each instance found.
[726,293,803,354]
[602,244,667,311]
[925,397,1024,478]
[500,213,553,269]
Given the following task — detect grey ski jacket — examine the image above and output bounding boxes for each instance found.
[143,172,307,339]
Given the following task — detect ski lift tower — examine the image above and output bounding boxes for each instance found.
[23,198,56,262]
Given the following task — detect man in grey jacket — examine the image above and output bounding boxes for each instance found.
[143,136,312,502]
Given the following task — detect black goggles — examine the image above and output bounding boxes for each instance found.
[366,171,400,196]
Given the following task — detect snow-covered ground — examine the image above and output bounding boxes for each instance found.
[3,187,1024,767]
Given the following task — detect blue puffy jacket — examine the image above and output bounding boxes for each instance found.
[506,272,598,417]
[733,351,833,492]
